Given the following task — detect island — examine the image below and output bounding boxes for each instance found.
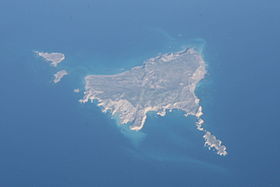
[35,51,65,67]
[80,48,227,156]
[53,70,68,83]
[73,88,80,93]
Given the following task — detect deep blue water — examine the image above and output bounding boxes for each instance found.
[1,0,280,186]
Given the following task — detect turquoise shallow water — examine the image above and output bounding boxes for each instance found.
[1,0,280,186]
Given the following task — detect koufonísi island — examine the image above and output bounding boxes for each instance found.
[80,48,227,156]
[35,51,65,67]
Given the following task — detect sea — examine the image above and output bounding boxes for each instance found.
[0,0,280,186]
